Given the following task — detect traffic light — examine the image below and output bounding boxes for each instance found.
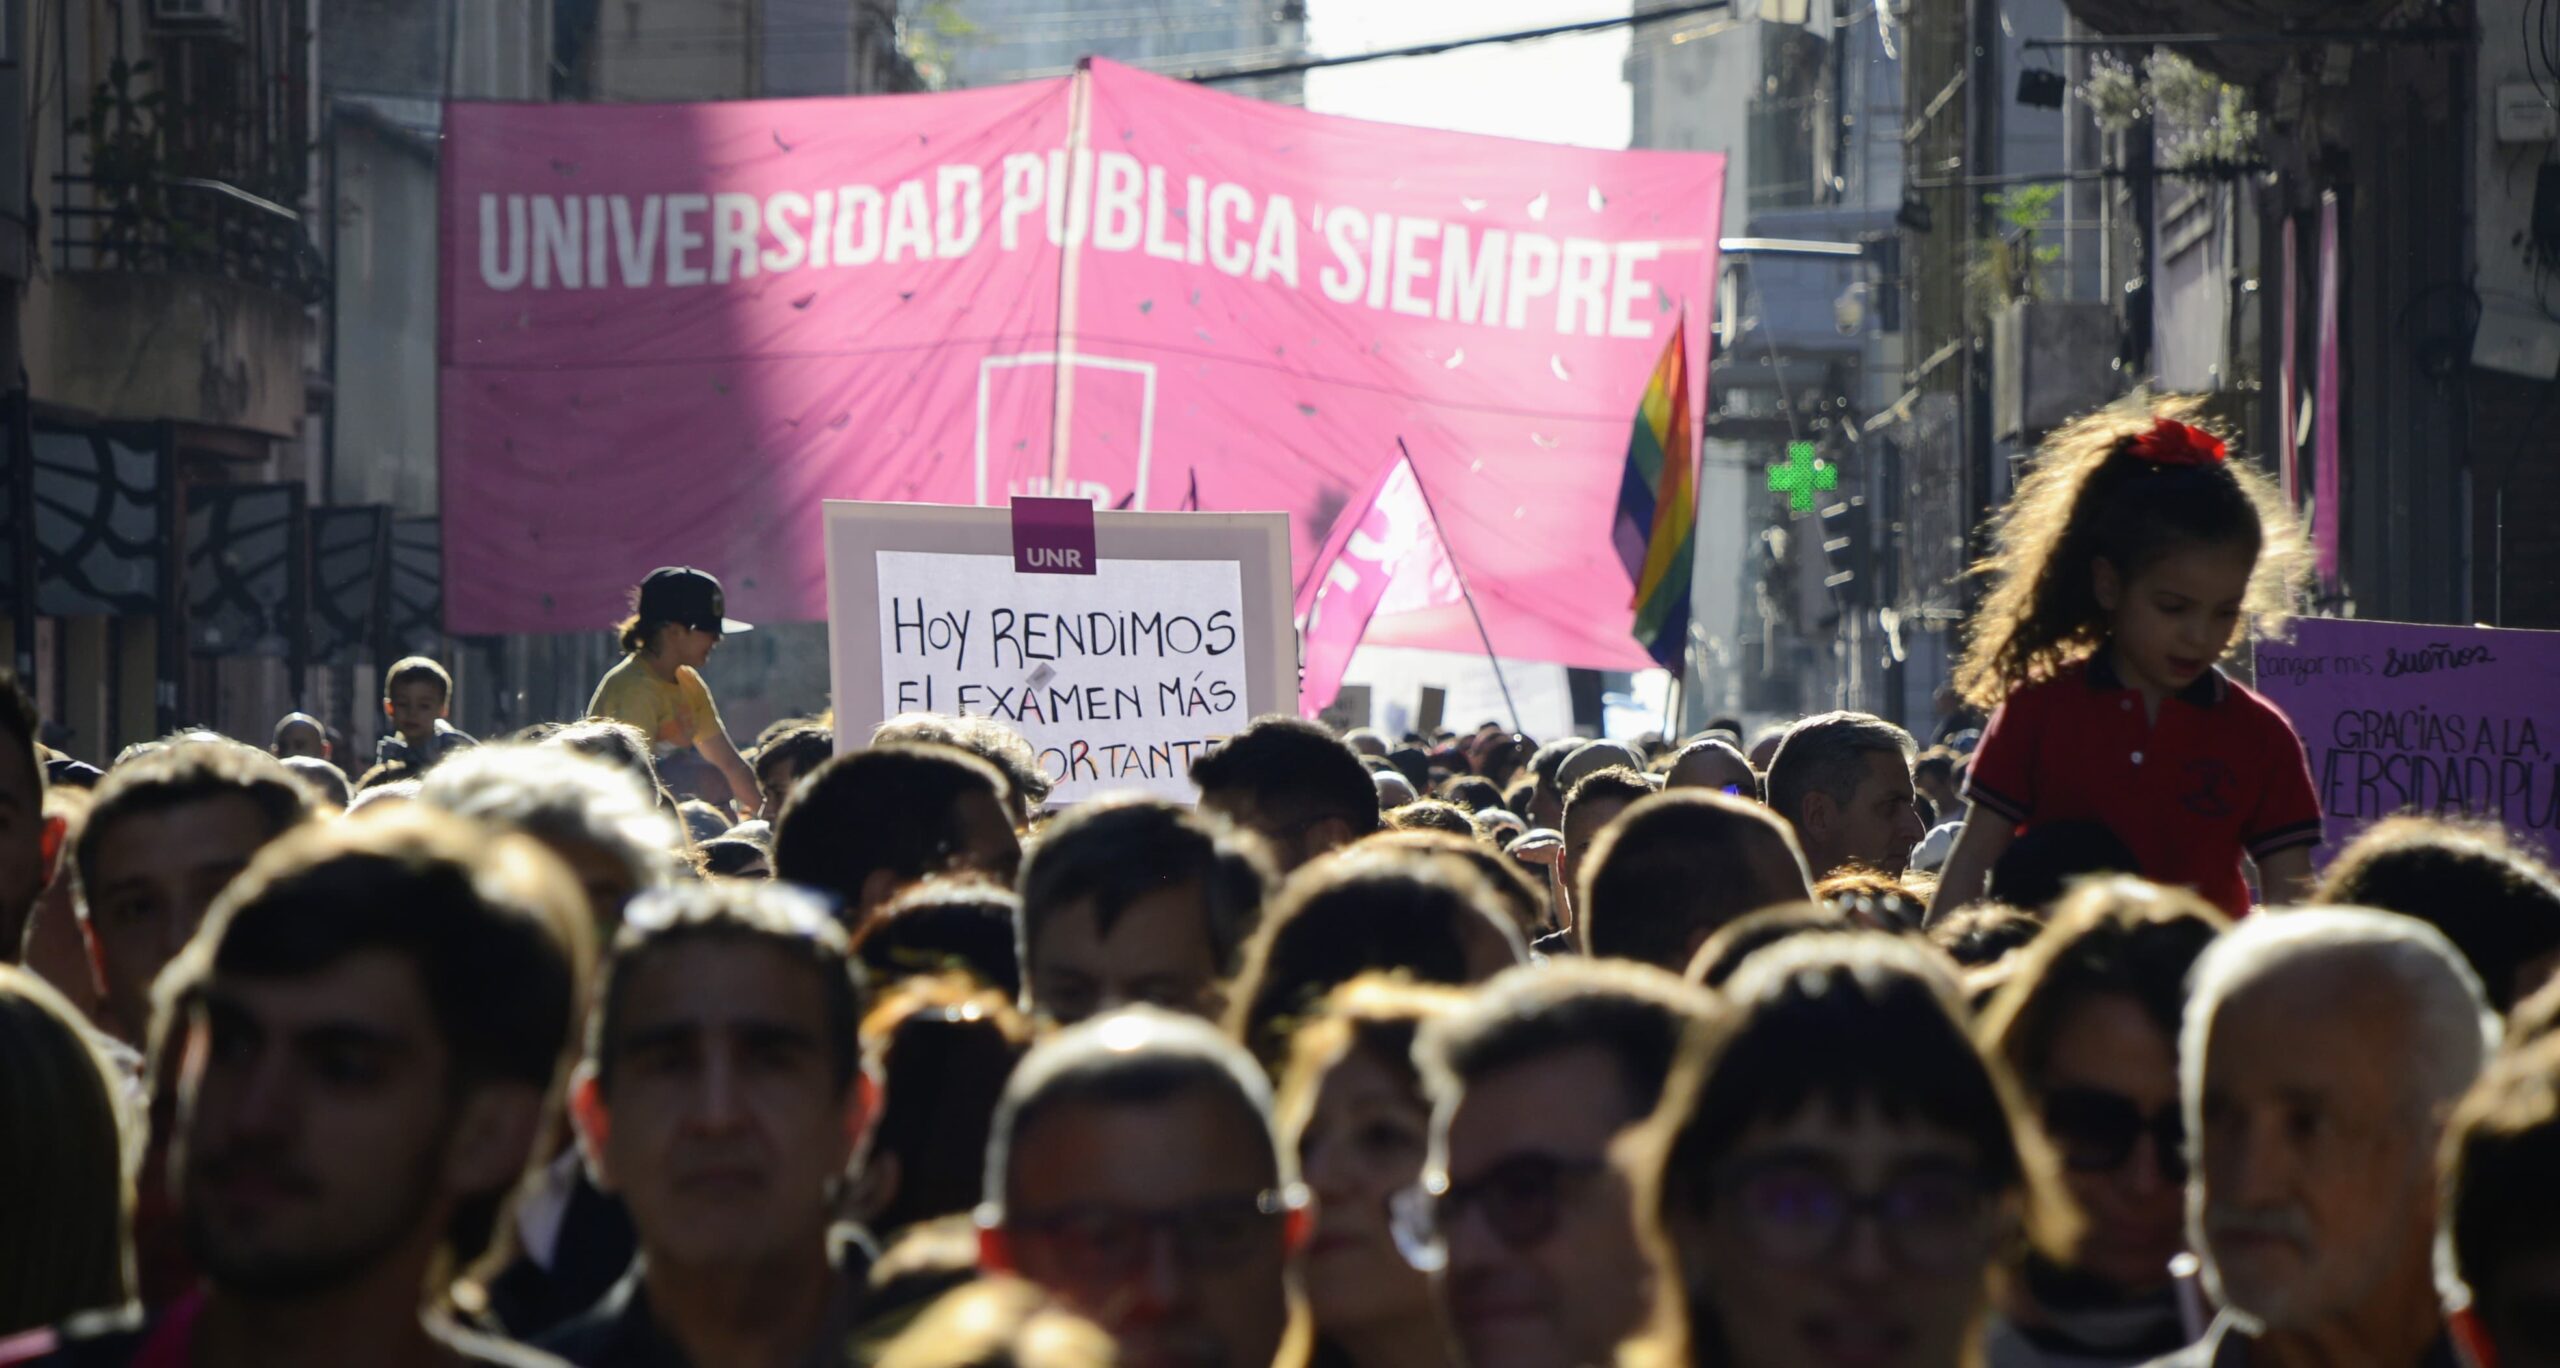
[1819,484,1873,607]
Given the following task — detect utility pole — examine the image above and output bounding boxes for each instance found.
[1961,0,2000,592]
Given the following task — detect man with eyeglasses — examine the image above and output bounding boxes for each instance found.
[977,1006,1308,1367]
[1406,961,1711,1368]
[542,883,879,1367]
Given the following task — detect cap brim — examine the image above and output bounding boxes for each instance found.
[719,617,754,635]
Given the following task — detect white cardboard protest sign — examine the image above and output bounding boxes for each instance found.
[824,501,1296,805]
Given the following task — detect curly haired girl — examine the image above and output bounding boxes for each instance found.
[1930,397,2320,920]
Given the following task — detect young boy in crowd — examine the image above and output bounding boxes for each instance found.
[377,656,478,775]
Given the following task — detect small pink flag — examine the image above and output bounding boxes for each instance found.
[1296,453,1462,718]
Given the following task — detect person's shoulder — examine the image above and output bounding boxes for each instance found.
[2002,661,2097,710]
[593,654,644,689]
[433,1315,574,1368]
[2220,672,2292,720]
[1972,669,2070,754]
[2217,673,2311,745]
[588,656,652,709]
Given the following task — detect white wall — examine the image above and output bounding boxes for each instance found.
[1339,647,1577,740]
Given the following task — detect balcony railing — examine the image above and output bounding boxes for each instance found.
[50,173,326,304]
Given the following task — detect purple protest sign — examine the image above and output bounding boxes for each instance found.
[2254,618,2560,867]
[1012,497,1097,576]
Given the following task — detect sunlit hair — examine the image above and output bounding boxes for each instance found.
[1384,798,1479,840]
[2316,815,2560,1013]
[873,712,1054,817]
[1362,829,1551,939]
[1273,974,1467,1154]
[859,878,1025,1001]
[417,743,685,893]
[538,719,666,804]
[1814,867,1930,934]
[1414,957,1712,1129]
[1953,394,2311,709]
[2184,907,2499,1130]
[1683,901,1846,988]
[982,1006,1290,1221]
[1925,904,2047,969]
[0,965,132,1336]
[75,739,315,906]
[1225,847,1527,1069]
[1976,877,2227,1088]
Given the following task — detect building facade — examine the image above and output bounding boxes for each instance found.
[3,0,926,769]
[1896,0,2546,690]
[928,0,1305,103]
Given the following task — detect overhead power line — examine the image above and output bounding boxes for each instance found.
[1185,1,1736,84]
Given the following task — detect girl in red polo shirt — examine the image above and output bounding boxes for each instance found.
[1931,399,2321,920]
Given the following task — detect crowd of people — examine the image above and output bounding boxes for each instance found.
[0,399,2555,1368]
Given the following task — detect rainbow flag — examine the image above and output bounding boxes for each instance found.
[1615,318,1696,670]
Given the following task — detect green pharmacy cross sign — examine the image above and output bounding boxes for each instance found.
[1768,440,1838,512]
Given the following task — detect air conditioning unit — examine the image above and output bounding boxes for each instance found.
[148,0,239,32]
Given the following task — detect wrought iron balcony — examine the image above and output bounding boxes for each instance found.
[51,172,326,304]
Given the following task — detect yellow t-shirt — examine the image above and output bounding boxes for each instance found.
[588,654,724,752]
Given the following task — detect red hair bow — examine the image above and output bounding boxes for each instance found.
[2129,418,2227,468]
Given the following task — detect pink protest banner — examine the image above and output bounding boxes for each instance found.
[2254,618,2560,868]
[441,61,1725,668]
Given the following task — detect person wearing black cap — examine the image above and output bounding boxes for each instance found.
[588,566,763,819]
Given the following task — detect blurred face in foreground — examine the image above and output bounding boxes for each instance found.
[1296,1043,1434,1349]
[2034,991,2186,1294]
[179,951,531,1296]
[1675,1098,1997,1368]
[577,937,862,1275]
[996,1087,1294,1368]
[1028,881,1223,1026]
[2193,962,2433,1333]
[86,794,278,1042]
[1434,1044,1653,1368]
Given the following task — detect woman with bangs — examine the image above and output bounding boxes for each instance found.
[1274,976,1470,1368]
[1975,877,2227,1367]
[1624,933,2071,1368]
